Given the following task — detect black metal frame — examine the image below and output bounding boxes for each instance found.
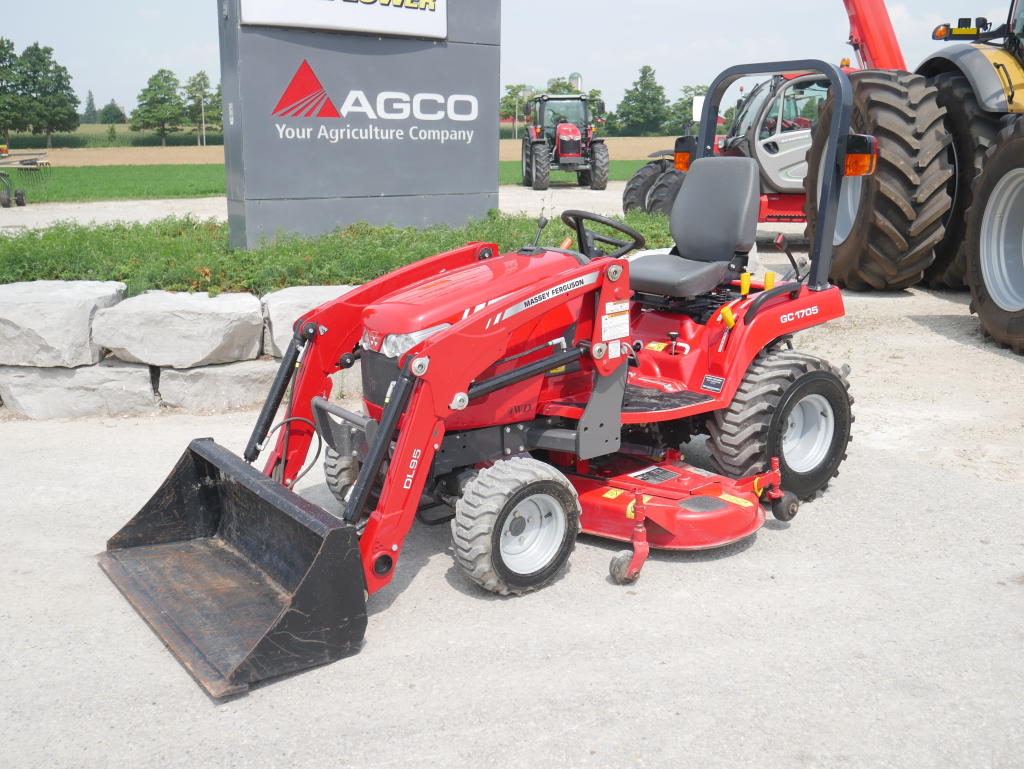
[696,60,854,292]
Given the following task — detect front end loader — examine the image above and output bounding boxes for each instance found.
[101,60,875,698]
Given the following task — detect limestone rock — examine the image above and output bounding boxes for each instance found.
[261,285,353,357]
[158,359,280,411]
[0,280,126,367]
[0,361,157,418]
[93,291,262,368]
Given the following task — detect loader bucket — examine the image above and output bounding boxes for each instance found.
[98,438,367,698]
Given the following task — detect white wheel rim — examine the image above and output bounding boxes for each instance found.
[781,393,835,474]
[499,493,566,575]
[818,152,862,246]
[979,167,1024,312]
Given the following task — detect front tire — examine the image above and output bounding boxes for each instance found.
[324,446,360,505]
[964,116,1024,354]
[451,457,579,595]
[14,189,26,206]
[589,142,609,190]
[531,144,550,191]
[804,70,952,290]
[708,349,853,500]
[521,139,533,186]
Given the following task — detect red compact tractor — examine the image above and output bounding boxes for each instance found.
[100,60,875,698]
[522,93,608,191]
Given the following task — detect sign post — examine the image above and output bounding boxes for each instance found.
[218,0,500,248]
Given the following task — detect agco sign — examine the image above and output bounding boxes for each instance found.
[272,60,479,146]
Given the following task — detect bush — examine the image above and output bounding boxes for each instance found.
[0,212,673,297]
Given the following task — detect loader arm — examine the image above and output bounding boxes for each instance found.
[350,256,632,594]
[843,0,906,70]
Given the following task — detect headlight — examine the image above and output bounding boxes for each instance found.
[380,323,451,358]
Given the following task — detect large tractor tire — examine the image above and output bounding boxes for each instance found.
[707,349,853,501]
[924,72,1003,289]
[531,143,550,191]
[623,157,672,213]
[963,116,1024,354]
[451,457,579,595]
[589,142,609,190]
[646,169,686,216]
[521,139,533,186]
[804,70,952,290]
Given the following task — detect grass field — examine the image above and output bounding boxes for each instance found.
[7,161,648,203]
[10,165,227,203]
[0,213,673,296]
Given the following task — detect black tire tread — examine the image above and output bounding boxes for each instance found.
[646,168,685,216]
[589,142,609,190]
[531,143,550,191]
[324,446,358,504]
[804,70,952,290]
[623,158,671,213]
[451,457,579,596]
[707,349,853,500]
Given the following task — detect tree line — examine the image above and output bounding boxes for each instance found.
[0,37,221,148]
[501,65,727,137]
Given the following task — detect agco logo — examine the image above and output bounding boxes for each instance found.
[272,60,478,122]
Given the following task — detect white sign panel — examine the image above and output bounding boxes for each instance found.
[240,0,448,40]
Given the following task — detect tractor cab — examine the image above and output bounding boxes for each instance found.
[522,93,609,191]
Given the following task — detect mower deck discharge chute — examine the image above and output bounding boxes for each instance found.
[98,439,366,698]
[101,60,869,697]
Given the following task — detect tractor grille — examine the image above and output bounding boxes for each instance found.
[360,349,400,408]
[559,139,582,156]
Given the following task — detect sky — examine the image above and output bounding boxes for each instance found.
[0,1,1012,114]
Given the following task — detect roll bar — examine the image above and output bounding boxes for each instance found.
[695,60,854,292]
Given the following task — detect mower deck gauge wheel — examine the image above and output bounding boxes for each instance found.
[609,550,639,584]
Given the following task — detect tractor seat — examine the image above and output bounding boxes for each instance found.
[630,157,759,298]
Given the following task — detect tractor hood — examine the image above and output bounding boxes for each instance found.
[361,249,585,340]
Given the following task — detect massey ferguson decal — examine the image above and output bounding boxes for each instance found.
[273,60,479,146]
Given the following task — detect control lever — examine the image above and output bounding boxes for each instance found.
[531,215,549,247]
[773,233,804,282]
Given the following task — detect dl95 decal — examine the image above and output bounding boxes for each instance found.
[780,306,819,323]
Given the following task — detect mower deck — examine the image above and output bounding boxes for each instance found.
[568,453,766,550]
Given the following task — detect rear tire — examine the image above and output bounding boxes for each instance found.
[623,158,671,213]
[964,116,1024,354]
[646,169,685,216]
[531,144,550,191]
[707,349,853,500]
[0,188,10,208]
[804,70,952,290]
[451,457,579,595]
[924,72,1002,289]
[589,142,609,190]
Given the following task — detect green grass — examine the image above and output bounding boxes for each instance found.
[0,212,672,297]
[12,165,226,203]
[499,159,647,186]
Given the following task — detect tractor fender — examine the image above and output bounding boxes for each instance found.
[589,137,606,144]
[916,43,1020,114]
[647,149,674,158]
[706,285,845,407]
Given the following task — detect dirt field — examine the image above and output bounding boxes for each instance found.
[37,139,670,166]
[499,136,672,161]
[42,146,225,167]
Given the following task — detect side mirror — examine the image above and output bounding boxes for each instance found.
[595,99,605,114]
[691,95,705,122]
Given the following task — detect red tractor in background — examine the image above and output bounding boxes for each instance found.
[522,93,609,191]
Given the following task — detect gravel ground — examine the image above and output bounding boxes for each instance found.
[2,237,1022,767]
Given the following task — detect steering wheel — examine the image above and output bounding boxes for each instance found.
[560,209,645,260]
